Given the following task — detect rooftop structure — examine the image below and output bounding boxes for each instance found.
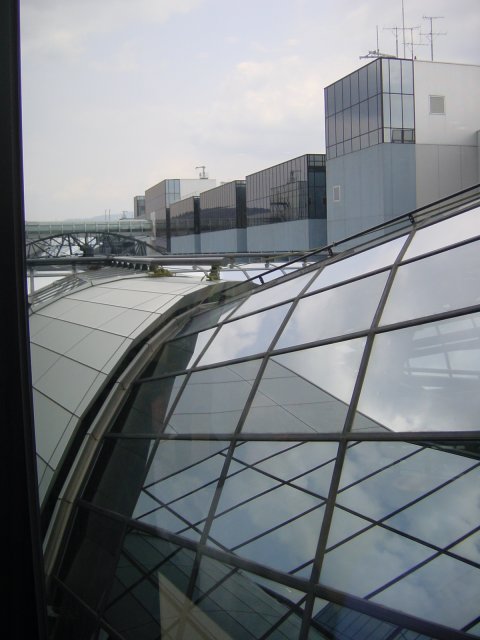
[325,58,480,242]
[29,186,480,639]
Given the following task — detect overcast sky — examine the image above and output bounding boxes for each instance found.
[20,0,479,220]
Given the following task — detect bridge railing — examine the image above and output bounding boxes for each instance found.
[25,219,153,237]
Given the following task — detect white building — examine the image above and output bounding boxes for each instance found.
[325,58,480,242]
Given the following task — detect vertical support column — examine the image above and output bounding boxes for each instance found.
[0,0,48,637]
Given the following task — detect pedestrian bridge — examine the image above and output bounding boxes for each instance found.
[25,218,153,239]
[24,218,161,258]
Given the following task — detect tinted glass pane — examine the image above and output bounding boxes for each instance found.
[230,272,316,319]
[209,482,326,573]
[351,103,360,138]
[164,360,261,434]
[141,331,215,378]
[354,313,480,432]
[112,374,186,435]
[342,75,351,107]
[320,523,434,597]
[390,93,402,128]
[242,343,366,433]
[382,59,390,92]
[373,554,480,631]
[137,440,232,536]
[307,236,406,293]
[359,100,369,135]
[358,66,368,102]
[367,61,377,97]
[350,71,359,104]
[277,273,388,348]
[401,59,414,93]
[192,557,305,639]
[402,93,415,128]
[199,303,291,366]
[405,207,480,259]
[380,240,480,325]
[389,59,402,92]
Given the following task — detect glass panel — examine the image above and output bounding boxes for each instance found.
[137,440,232,537]
[358,66,368,102]
[390,93,402,128]
[351,103,360,138]
[359,100,369,135]
[320,523,434,597]
[177,299,243,336]
[354,313,480,432]
[103,533,195,639]
[367,61,377,97]
[111,374,185,435]
[350,71,359,105]
[310,597,436,640]
[276,273,388,349]
[401,59,414,93]
[199,303,291,366]
[140,331,216,379]
[389,59,402,92]
[242,343,366,433]
[405,207,480,259]
[380,240,480,325]
[337,442,478,522]
[164,360,261,434]
[343,106,352,140]
[342,75,351,108]
[382,59,390,93]
[306,236,406,293]
[209,483,326,574]
[334,80,343,112]
[192,557,306,639]
[385,463,480,548]
[335,110,344,142]
[402,93,415,128]
[368,96,377,131]
[230,272,317,319]
[373,554,480,632]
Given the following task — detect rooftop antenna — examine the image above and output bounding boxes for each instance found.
[360,25,395,59]
[195,165,207,179]
[401,0,406,57]
[383,26,400,57]
[422,15,446,61]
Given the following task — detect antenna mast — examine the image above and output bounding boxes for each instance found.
[195,165,208,179]
[422,15,446,61]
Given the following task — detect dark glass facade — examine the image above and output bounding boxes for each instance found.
[325,58,415,160]
[133,195,145,219]
[169,196,200,237]
[199,180,246,232]
[45,193,480,640]
[246,154,326,227]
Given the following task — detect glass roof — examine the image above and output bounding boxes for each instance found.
[41,193,480,640]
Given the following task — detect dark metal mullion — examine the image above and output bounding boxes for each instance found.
[299,231,418,639]
[258,595,312,640]
[104,430,480,444]
[326,462,480,554]
[399,231,480,267]
[104,542,183,611]
[463,614,480,633]
[298,440,348,640]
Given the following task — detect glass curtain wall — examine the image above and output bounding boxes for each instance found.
[325,58,415,160]
[246,155,326,227]
[199,181,246,233]
[47,198,480,639]
[169,196,200,238]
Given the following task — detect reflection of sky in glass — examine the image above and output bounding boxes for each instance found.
[307,236,406,292]
[337,445,476,521]
[405,207,480,259]
[354,314,480,432]
[380,240,480,325]
[276,273,388,349]
[198,303,291,366]
[230,272,318,319]
[372,554,480,630]
[320,526,434,596]
[165,360,261,434]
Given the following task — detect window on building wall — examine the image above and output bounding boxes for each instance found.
[333,185,341,202]
[429,95,445,115]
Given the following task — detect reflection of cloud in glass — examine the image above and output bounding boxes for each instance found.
[405,206,480,259]
[308,236,406,292]
[320,526,434,596]
[355,314,480,432]
[199,304,290,366]
[373,554,480,629]
[277,272,388,349]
